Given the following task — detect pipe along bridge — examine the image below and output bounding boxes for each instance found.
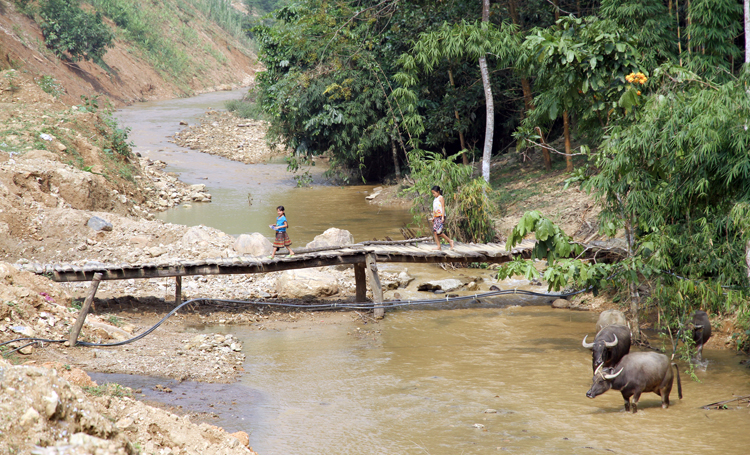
[15,239,625,345]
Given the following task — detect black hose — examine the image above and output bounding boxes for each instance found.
[1,286,579,353]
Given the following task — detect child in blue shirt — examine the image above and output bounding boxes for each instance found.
[269,205,295,258]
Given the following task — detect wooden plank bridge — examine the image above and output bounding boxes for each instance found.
[17,239,539,283]
[15,239,626,342]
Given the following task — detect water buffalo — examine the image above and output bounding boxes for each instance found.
[692,310,712,363]
[586,351,683,413]
[595,309,628,333]
[582,324,631,373]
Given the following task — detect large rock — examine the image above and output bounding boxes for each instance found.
[86,216,112,231]
[234,233,272,256]
[417,279,464,292]
[305,228,354,249]
[50,167,111,211]
[181,225,212,247]
[276,269,339,299]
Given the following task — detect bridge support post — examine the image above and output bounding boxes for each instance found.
[69,272,102,347]
[365,254,384,319]
[175,276,182,305]
[354,263,367,303]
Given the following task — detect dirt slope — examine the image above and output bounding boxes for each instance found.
[0,0,257,107]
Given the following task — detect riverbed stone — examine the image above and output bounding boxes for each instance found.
[234,233,272,256]
[397,271,414,288]
[552,298,571,309]
[417,279,463,292]
[305,228,354,249]
[86,216,113,231]
[276,269,339,299]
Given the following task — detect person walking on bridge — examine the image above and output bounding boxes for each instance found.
[430,186,454,251]
[269,205,295,259]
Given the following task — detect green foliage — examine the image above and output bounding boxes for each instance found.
[403,150,495,242]
[244,0,288,15]
[99,113,133,158]
[497,211,614,292]
[579,67,750,347]
[506,210,584,263]
[683,0,742,78]
[35,75,64,98]
[393,19,518,150]
[39,0,114,62]
[254,0,520,181]
[194,0,251,43]
[3,70,20,92]
[84,382,131,398]
[520,15,643,143]
[225,90,267,120]
[599,0,675,69]
[14,0,35,15]
[78,94,100,113]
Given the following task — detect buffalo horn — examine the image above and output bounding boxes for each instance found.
[603,368,624,380]
[604,334,618,348]
[582,335,595,349]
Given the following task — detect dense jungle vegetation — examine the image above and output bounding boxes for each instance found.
[248,0,750,354]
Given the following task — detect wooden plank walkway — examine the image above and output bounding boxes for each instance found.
[16,239,540,283]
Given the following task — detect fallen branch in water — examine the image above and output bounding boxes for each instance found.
[702,395,750,410]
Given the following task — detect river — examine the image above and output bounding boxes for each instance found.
[109,90,750,455]
[114,89,413,243]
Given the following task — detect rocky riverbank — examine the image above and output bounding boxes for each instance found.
[173,109,287,164]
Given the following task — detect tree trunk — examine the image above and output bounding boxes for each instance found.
[563,110,573,172]
[745,0,750,64]
[479,0,493,183]
[509,0,547,171]
[553,0,560,21]
[623,212,641,340]
[676,0,683,65]
[536,127,552,171]
[746,240,750,286]
[686,0,693,57]
[448,67,469,165]
[390,137,401,178]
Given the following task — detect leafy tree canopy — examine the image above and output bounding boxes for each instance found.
[39,0,114,62]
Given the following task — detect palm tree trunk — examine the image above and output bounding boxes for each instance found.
[745,0,750,64]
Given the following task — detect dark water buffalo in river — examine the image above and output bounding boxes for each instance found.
[692,310,712,363]
[582,324,631,373]
[586,351,683,413]
[595,309,628,333]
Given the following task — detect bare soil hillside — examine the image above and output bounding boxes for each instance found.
[0,1,256,107]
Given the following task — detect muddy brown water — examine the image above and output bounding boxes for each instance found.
[114,89,413,242]
[108,92,750,454]
[92,303,750,455]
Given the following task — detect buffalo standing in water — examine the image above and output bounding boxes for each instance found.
[692,310,712,363]
[582,325,631,373]
[586,351,683,413]
[595,309,628,333]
